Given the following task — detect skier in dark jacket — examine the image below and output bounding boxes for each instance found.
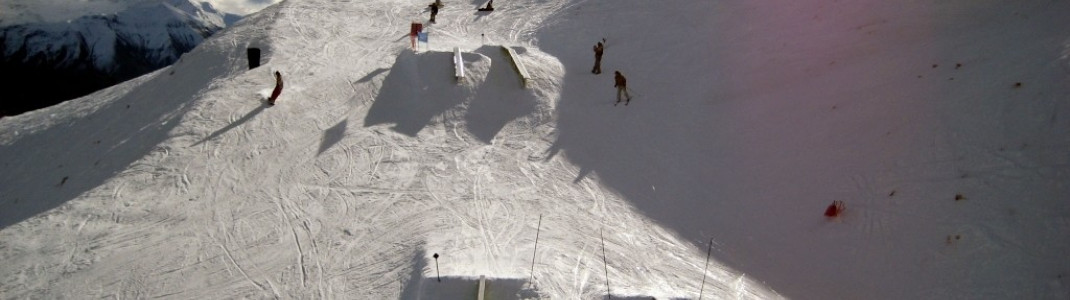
[591,41,604,74]
[268,71,283,105]
[614,70,631,105]
[430,3,439,23]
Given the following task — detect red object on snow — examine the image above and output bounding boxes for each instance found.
[825,201,845,217]
[268,71,283,105]
[410,23,423,37]
[410,23,423,49]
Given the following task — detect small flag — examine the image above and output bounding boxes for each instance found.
[417,32,429,43]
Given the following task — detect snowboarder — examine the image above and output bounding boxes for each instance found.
[614,70,631,105]
[268,71,283,105]
[478,0,494,11]
[429,3,439,23]
[591,40,604,74]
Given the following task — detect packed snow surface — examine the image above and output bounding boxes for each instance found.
[2,0,1069,299]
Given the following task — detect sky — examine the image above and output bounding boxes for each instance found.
[1,0,1069,299]
[0,0,279,25]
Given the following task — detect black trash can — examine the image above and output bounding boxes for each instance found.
[247,48,261,69]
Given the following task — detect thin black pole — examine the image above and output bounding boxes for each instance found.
[601,228,610,299]
[433,253,441,282]
[699,238,712,299]
[530,215,542,282]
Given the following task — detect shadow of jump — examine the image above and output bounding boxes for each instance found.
[363,50,466,136]
[363,47,537,143]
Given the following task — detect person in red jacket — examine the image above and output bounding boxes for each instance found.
[268,71,283,105]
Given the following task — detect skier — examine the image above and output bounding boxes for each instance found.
[428,0,443,10]
[268,71,283,106]
[591,40,604,74]
[614,70,631,105]
[429,3,439,23]
[478,0,494,11]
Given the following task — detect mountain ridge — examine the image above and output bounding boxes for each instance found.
[0,0,240,117]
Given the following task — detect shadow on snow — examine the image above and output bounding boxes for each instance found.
[363,46,536,144]
[400,248,537,299]
[0,46,239,229]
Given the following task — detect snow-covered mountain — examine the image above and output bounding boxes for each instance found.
[0,0,241,116]
[1,0,1069,299]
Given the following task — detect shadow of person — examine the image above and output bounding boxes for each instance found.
[357,68,390,83]
[192,104,268,147]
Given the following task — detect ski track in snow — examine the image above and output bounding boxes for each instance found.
[2,0,1070,299]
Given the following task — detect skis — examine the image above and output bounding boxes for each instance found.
[613,89,634,106]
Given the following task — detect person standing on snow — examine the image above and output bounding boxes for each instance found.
[429,3,439,23]
[268,71,283,106]
[429,0,444,10]
[591,40,604,74]
[614,70,631,105]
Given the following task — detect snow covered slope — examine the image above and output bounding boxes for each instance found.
[2,0,1069,299]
